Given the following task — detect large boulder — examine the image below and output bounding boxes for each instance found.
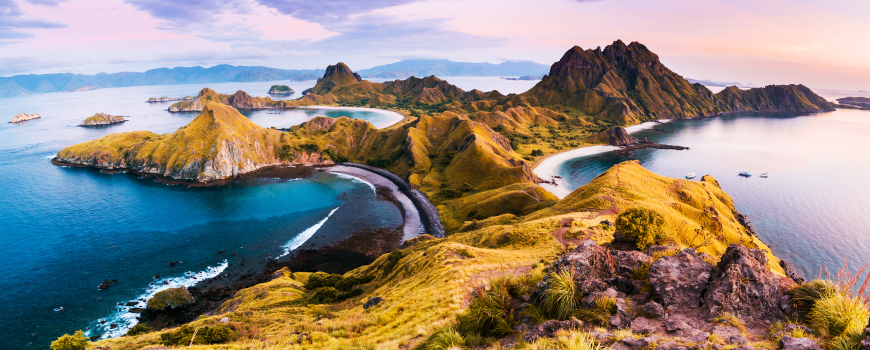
[147,287,195,311]
[702,244,797,322]
[545,240,616,296]
[648,249,715,310]
[599,126,637,146]
[780,336,822,350]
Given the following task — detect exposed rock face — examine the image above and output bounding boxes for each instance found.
[147,287,195,311]
[600,126,636,146]
[79,113,126,126]
[363,297,383,309]
[702,244,797,322]
[10,113,40,123]
[547,240,615,296]
[648,249,715,310]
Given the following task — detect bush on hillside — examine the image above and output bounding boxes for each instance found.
[457,280,518,337]
[50,330,88,350]
[303,273,374,303]
[126,323,152,336]
[530,149,544,157]
[160,324,234,346]
[615,208,665,250]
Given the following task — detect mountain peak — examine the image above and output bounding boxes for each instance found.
[323,62,362,82]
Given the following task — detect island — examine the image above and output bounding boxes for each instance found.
[147,96,194,103]
[9,113,41,123]
[79,113,126,126]
[267,85,294,95]
[503,75,544,80]
[837,96,870,108]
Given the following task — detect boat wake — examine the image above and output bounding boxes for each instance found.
[86,260,229,340]
[277,207,341,258]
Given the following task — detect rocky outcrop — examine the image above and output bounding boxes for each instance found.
[147,96,193,102]
[781,336,823,350]
[9,113,40,123]
[702,244,797,322]
[530,241,796,346]
[147,287,195,311]
[648,249,715,310]
[523,318,583,343]
[598,126,636,146]
[80,113,126,126]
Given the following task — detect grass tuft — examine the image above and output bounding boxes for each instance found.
[541,269,579,320]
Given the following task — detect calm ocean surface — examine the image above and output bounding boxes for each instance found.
[556,109,870,281]
[0,77,539,349]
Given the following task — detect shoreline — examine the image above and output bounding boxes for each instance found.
[532,120,669,199]
[327,165,425,241]
[302,105,406,129]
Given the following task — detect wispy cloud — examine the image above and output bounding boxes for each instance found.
[0,0,66,42]
[256,0,421,22]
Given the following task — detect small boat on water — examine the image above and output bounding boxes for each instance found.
[686,173,696,179]
[739,171,751,177]
[760,172,769,178]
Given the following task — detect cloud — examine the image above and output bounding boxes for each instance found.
[256,0,421,22]
[0,0,67,41]
[24,0,65,5]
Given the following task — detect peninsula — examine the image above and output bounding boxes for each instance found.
[9,113,40,123]
[147,96,194,103]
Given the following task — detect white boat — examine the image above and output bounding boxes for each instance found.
[739,171,751,177]
[760,172,769,178]
[685,173,696,179]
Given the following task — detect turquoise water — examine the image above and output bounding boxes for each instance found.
[0,80,406,348]
[557,110,870,280]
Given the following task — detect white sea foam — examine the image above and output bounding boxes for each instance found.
[87,259,229,339]
[331,172,376,193]
[277,207,340,258]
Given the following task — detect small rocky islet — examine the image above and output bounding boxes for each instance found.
[267,84,294,95]
[79,113,126,127]
[9,113,41,123]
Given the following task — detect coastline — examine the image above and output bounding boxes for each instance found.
[302,105,406,129]
[327,165,425,241]
[533,120,669,199]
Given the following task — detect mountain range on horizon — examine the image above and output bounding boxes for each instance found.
[0,58,774,99]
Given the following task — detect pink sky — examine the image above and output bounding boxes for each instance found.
[2,0,869,91]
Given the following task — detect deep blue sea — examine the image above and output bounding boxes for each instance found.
[556,110,870,281]
[0,77,540,349]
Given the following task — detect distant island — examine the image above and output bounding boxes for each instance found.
[0,65,324,98]
[837,96,870,108]
[79,113,126,126]
[64,85,97,93]
[357,59,549,79]
[9,113,40,123]
[147,96,194,103]
[267,85,294,95]
[502,75,544,81]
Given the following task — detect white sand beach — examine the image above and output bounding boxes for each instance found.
[326,165,424,241]
[303,106,406,129]
[534,120,669,199]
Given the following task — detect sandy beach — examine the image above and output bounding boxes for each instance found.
[326,165,424,241]
[533,120,670,199]
[303,106,406,129]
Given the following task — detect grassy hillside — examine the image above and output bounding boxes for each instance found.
[88,161,800,350]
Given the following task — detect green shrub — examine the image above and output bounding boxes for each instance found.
[789,280,836,313]
[615,208,665,250]
[298,143,319,152]
[541,269,579,320]
[808,293,868,340]
[126,323,152,336]
[530,149,544,157]
[50,330,88,350]
[147,287,195,310]
[323,148,349,163]
[575,296,616,325]
[426,328,465,350]
[303,273,372,303]
[310,286,364,303]
[461,183,474,192]
[457,281,518,337]
[383,250,407,273]
[160,324,234,346]
[441,188,462,198]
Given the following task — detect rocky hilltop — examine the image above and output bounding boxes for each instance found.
[9,113,40,123]
[79,113,125,126]
[147,96,194,102]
